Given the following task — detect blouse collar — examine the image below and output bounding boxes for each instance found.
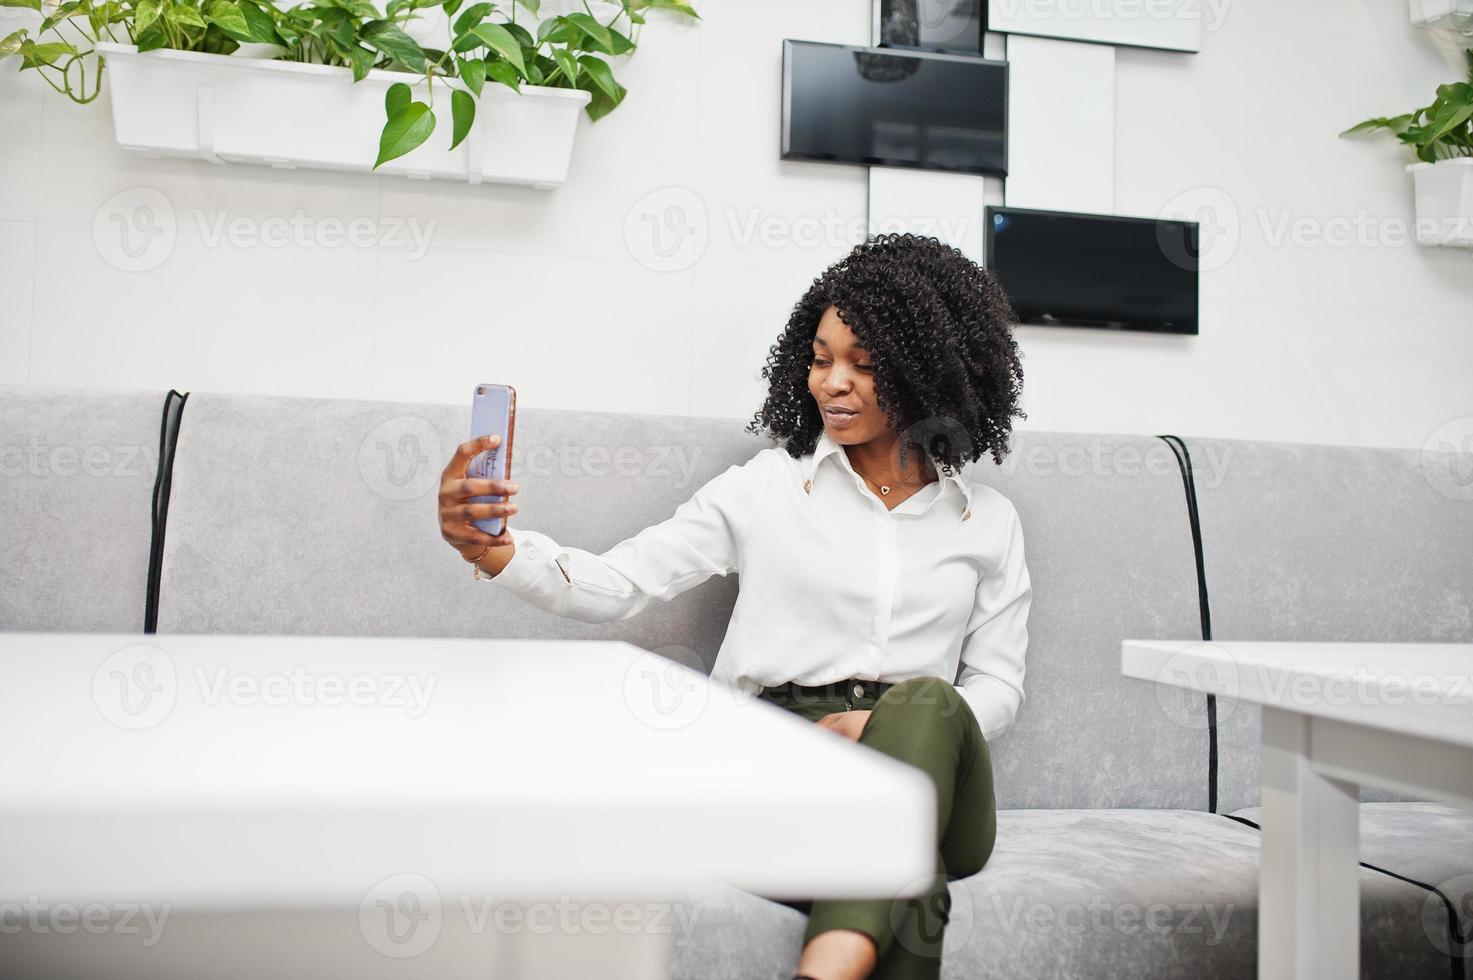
[800,428,977,520]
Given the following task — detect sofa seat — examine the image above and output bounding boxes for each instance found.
[670,808,1452,980]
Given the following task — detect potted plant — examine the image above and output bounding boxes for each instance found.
[1343,48,1473,247]
[0,0,697,188]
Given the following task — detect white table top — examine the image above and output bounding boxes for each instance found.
[1121,639,1473,748]
[0,633,935,908]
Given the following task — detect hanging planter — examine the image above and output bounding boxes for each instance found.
[97,42,590,188]
[2,1,699,190]
[1407,158,1473,247]
[1410,0,1473,31]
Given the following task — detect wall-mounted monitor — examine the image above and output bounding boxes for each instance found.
[781,39,1008,178]
[874,0,986,55]
[983,206,1200,335]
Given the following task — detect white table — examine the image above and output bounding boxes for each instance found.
[0,633,936,980]
[1122,639,1473,980]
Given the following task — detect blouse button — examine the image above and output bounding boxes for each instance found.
[852,683,864,700]
[803,479,812,494]
[961,508,971,521]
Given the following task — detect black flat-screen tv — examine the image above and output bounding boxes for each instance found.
[983,206,1200,335]
[874,0,986,55]
[781,39,1008,178]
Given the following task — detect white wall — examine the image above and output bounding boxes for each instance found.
[1,0,1469,451]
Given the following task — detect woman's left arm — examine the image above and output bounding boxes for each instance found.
[955,502,1032,742]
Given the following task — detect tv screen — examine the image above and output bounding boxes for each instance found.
[875,0,986,54]
[984,206,1200,335]
[781,39,1007,177]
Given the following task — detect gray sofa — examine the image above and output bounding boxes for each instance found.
[3,384,1471,980]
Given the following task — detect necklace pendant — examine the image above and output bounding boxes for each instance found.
[880,485,891,495]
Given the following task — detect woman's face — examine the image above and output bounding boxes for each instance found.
[808,305,886,444]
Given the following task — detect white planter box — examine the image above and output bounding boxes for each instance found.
[96,42,591,188]
[1409,0,1473,29]
[1407,158,1473,248]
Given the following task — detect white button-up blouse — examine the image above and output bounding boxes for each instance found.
[483,428,1032,741]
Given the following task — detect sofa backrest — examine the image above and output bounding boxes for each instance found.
[154,393,771,670]
[1185,436,1473,811]
[0,386,165,633]
[154,392,1211,810]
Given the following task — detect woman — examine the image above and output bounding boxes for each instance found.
[437,233,1032,980]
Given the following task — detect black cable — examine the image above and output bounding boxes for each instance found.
[1157,433,1218,814]
[144,390,189,634]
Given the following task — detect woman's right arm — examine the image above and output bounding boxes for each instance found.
[439,435,768,625]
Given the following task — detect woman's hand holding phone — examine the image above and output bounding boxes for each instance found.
[439,433,519,576]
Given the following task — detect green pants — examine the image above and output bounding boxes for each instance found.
[758,675,998,980]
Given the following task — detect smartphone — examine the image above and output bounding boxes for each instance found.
[468,384,516,537]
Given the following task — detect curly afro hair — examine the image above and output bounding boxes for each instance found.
[745,232,1026,476]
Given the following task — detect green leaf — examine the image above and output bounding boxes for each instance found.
[134,22,167,49]
[550,46,576,84]
[605,25,634,55]
[375,100,435,168]
[515,0,537,14]
[442,0,462,15]
[575,53,620,102]
[133,0,162,32]
[0,28,28,57]
[0,0,42,10]
[1425,102,1473,144]
[342,42,374,80]
[469,21,524,75]
[502,20,533,51]
[167,3,208,29]
[385,80,411,117]
[324,0,380,18]
[449,87,474,149]
[562,12,611,52]
[238,1,282,44]
[20,39,77,68]
[457,54,485,95]
[535,16,566,44]
[362,19,427,71]
[39,2,80,34]
[205,0,253,41]
[451,0,490,35]
[484,56,519,91]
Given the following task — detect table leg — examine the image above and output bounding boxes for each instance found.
[1258,706,1361,980]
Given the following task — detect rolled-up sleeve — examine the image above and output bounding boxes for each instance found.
[955,503,1032,742]
[480,454,769,625]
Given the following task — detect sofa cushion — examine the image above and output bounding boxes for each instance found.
[0,386,165,632]
[1184,437,1473,811]
[671,808,1454,980]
